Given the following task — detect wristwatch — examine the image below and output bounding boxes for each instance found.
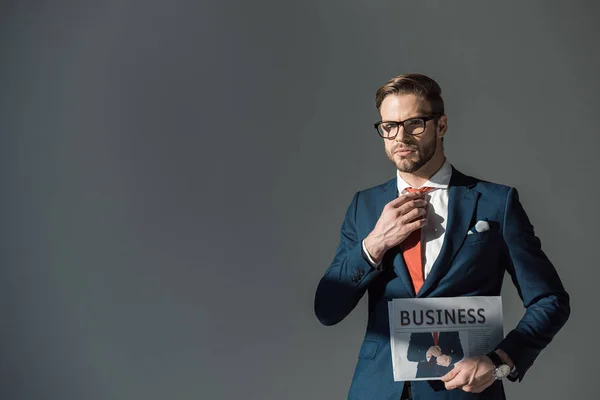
[485,351,511,380]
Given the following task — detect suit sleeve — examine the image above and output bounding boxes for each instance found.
[314,192,382,326]
[448,332,464,365]
[496,187,570,382]
[406,333,428,362]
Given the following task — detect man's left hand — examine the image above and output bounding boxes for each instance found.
[441,356,495,393]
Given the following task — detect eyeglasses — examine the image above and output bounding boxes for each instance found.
[374,115,441,139]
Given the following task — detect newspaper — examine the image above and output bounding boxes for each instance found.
[388,296,503,381]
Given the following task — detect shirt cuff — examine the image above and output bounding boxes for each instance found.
[361,239,381,268]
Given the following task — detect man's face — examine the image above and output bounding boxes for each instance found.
[379,94,444,173]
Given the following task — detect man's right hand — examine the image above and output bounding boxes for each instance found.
[426,346,442,359]
[436,354,452,367]
[363,192,429,263]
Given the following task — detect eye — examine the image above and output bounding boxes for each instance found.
[406,119,422,127]
[383,123,398,132]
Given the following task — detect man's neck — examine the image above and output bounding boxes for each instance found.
[398,155,446,188]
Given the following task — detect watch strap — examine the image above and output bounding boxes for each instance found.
[485,351,504,367]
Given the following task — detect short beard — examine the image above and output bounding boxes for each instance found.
[391,135,437,173]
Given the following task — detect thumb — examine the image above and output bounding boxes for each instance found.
[441,364,461,382]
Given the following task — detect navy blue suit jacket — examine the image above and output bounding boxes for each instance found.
[314,167,570,400]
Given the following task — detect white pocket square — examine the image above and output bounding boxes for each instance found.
[467,219,490,235]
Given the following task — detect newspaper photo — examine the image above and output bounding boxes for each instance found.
[388,296,503,381]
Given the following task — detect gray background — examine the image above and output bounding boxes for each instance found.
[0,0,596,399]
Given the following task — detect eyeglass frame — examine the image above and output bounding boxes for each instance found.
[373,114,443,139]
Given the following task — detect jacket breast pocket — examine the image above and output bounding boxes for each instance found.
[357,339,379,360]
[462,230,492,245]
[453,231,503,282]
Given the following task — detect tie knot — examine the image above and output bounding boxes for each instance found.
[406,186,435,194]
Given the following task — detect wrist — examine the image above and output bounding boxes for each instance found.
[486,351,512,380]
[364,234,386,263]
[494,349,515,370]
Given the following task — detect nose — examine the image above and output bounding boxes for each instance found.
[394,125,407,142]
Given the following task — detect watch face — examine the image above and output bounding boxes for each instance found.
[496,364,511,379]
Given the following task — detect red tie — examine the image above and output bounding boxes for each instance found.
[401,187,435,294]
[433,331,439,346]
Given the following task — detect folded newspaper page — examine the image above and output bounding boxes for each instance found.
[388,296,503,381]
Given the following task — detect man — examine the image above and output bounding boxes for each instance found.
[406,331,463,378]
[314,73,570,400]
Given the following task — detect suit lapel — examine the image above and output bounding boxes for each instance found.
[391,246,417,297]
[417,168,480,297]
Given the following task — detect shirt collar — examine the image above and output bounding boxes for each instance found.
[397,159,453,193]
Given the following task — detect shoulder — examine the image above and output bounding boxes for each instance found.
[357,177,395,197]
[452,167,513,199]
[351,177,396,206]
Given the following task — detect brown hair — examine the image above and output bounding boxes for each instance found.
[375,73,445,115]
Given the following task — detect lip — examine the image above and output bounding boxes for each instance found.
[395,149,416,156]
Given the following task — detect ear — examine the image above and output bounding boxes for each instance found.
[436,115,448,138]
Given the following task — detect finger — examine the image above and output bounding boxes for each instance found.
[405,219,428,233]
[399,207,423,223]
[464,384,489,394]
[399,207,428,225]
[390,192,420,207]
[441,366,461,382]
[388,192,421,208]
[462,378,494,394]
[397,198,427,215]
[445,375,469,391]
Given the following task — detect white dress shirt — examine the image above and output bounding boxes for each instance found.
[362,159,452,278]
